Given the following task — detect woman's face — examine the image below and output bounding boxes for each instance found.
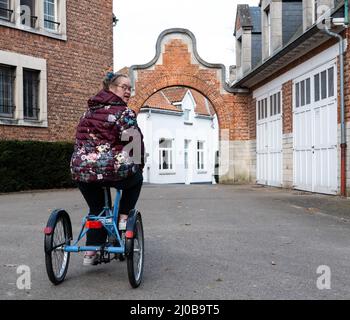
[110,77,132,103]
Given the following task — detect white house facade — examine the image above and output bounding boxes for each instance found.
[137,87,219,184]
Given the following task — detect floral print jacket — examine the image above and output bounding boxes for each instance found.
[70,89,145,183]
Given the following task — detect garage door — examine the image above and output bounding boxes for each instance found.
[293,61,337,194]
[256,91,282,187]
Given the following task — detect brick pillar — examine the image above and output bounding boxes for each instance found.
[282,80,293,188]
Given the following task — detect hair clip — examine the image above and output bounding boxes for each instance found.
[106,72,115,80]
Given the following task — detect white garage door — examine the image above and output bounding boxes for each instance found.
[293,61,338,194]
[256,91,282,187]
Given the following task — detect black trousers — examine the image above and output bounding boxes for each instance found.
[78,170,143,246]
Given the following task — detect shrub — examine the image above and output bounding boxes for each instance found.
[0,140,76,193]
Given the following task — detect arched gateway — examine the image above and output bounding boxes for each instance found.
[128,28,254,183]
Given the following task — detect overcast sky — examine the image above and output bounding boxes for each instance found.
[113,0,260,75]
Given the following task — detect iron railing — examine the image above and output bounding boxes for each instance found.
[44,18,60,32]
[0,7,14,22]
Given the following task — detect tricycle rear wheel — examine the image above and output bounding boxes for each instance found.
[44,210,71,285]
[126,212,144,288]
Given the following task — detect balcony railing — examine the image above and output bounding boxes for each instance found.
[44,18,60,32]
[0,7,14,22]
[20,10,38,28]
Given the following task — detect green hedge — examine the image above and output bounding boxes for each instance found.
[0,140,76,193]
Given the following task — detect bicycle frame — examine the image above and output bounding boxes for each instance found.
[64,189,124,254]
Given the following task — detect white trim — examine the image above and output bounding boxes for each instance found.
[0,50,47,127]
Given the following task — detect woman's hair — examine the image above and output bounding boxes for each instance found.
[103,72,129,91]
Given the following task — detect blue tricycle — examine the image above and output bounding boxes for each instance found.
[44,187,144,288]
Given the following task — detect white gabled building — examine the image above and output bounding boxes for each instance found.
[137,87,219,184]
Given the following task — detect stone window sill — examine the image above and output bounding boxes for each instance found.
[159,171,176,175]
[0,118,48,128]
[0,20,67,41]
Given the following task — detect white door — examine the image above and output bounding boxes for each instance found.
[293,61,337,194]
[256,91,283,186]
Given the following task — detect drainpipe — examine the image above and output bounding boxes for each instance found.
[323,7,348,196]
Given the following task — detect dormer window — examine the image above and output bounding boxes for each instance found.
[234,5,262,77]
[236,36,242,76]
[265,6,272,56]
[184,109,190,121]
[183,107,193,124]
[181,90,195,124]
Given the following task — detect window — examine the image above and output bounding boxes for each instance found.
[0,65,15,117]
[184,109,190,122]
[314,74,320,101]
[0,0,66,39]
[183,107,193,124]
[0,0,11,21]
[44,0,59,31]
[265,6,272,56]
[314,66,335,101]
[184,139,190,169]
[236,37,242,70]
[197,141,204,170]
[20,0,37,28]
[321,70,327,99]
[159,138,173,171]
[295,78,311,108]
[270,92,281,116]
[0,50,47,127]
[295,64,335,108]
[313,0,318,24]
[328,67,334,97]
[257,98,268,120]
[258,92,282,120]
[23,69,40,119]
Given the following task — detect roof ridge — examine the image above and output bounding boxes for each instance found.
[160,90,171,104]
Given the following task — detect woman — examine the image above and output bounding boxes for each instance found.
[70,72,144,265]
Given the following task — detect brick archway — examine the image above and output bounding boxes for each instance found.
[127,28,252,183]
[127,28,249,132]
[129,73,229,129]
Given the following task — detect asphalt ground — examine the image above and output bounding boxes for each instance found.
[1,184,350,300]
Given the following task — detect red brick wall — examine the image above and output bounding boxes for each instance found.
[129,38,250,141]
[282,80,293,134]
[0,0,113,142]
[345,28,350,122]
[248,97,256,140]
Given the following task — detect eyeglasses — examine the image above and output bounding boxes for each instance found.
[116,84,132,92]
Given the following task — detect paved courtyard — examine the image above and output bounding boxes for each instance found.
[1,184,350,300]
